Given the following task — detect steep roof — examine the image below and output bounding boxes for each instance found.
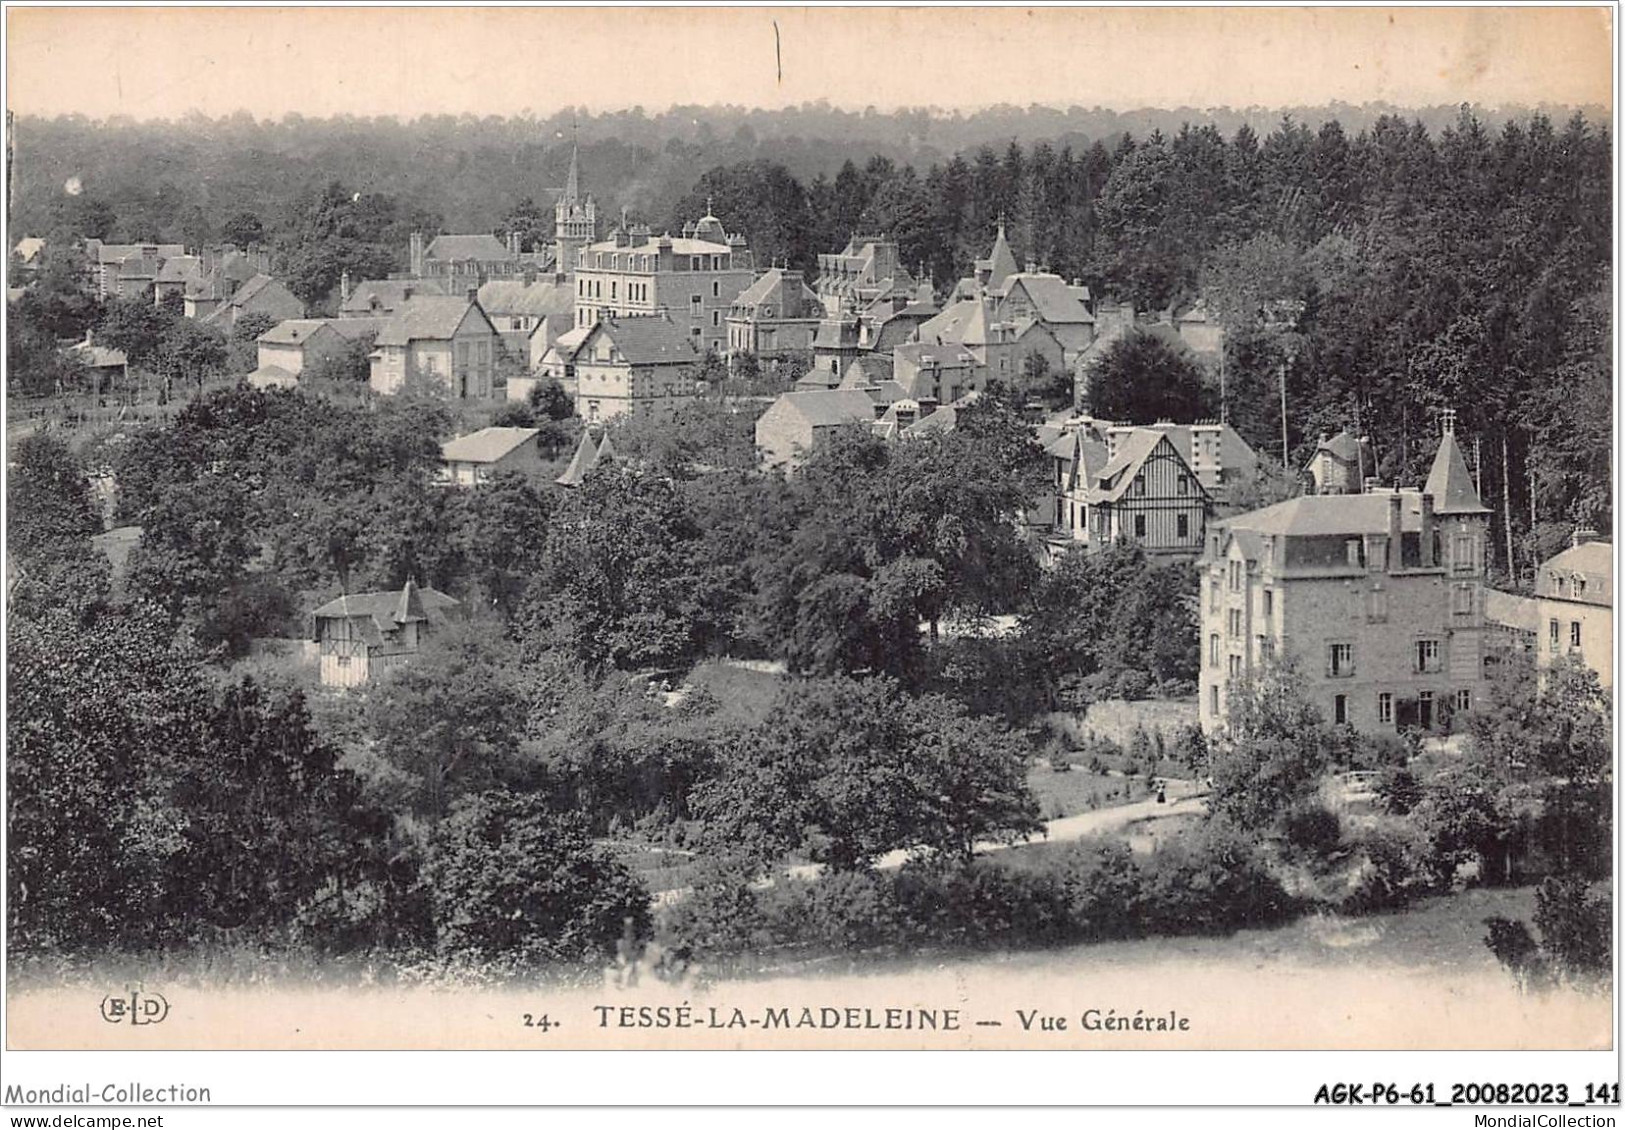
[257,319,337,346]
[770,389,879,428]
[374,297,491,347]
[731,267,820,316]
[13,237,44,262]
[1316,430,1364,464]
[585,316,700,365]
[893,341,978,369]
[229,274,277,309]
[1542,541,1612,578]
[1153,422,1259,475]
[311,582,459,637]
[1423,431,1491,514]
[842,354,894,386]
[1094,431,1166,499]
[327,317,388,341]
[154,255,202,284]
[341,278,449,315]
[596,431,618,462]
[1223,492,1427,539]
[425,233,515,262]
[1003,273,1096,324]
[982,223,1019,290]
[477,279,573,318]
[440,426,540,464]
[555,428,602,487]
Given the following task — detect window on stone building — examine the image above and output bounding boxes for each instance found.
[712,280,721,298]
[1549,618,1561,650]
[1328,642,1354,677]
[1209,634,1220,667]
[1209,576,1220,612]
[1453,584,1473,615]
[1571,621,1582,648]
[1377,692,1393,725]
[1366,588,1388,622]
[1454,689,1472,713]
[1227,655,1242,679]
[1227,608,1241,638]
[1228,560,1242,591]
[1333,694,1348,725]
[1415,638,1442,673]
[1210,685,1220,716]
[1263,590,1274,617]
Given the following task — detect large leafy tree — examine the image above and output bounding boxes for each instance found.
[1086,330,1215,424]
[693,676,1040,871]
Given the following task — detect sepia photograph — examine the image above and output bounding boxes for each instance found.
[1,2,1617,1114]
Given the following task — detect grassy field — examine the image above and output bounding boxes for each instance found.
[683,658,787,725]
[1025,764,1152,821]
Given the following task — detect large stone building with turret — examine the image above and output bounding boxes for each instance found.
[570,204,754,357]
[1199,412,1494,737]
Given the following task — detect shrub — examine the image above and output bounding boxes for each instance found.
[658,862,772,959]
[1485,876,1611,991]
[1138,824,1294,935]
[1057,838,1144,941]
[1374,766,1423,815]
[893,862,1074,950]
[1340,822,1435,914]
[777,871,907,951]
[424,792,650,967]
[1282,802,1342,857]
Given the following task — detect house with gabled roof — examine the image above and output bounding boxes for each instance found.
[256,320,350,375]
[477,278,574,368]
[439,425,545,486]
[200,273,305,329]
[1306,430,1372,495]
[1050,426,1211,559]
[311,580,461,688]
[754,388,884,471]
[368,294,500,399]
[571,313,703,423]
[1199,413,1493,736]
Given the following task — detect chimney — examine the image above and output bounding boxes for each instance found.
[508,230,522,257]
[340,270,351,304]
[1420,493,1436,567]
[1363,476,1380,494]
[466,285,480,305]
[1572,527,1600,548]
[522,265,537,285]
[1386,491,1403,573]
[409,232,425,278]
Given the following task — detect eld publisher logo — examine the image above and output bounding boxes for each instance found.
[100,988,169,1026]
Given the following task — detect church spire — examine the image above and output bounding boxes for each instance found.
[563,143,581,205]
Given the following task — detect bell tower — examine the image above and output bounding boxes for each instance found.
[553,142,597,281]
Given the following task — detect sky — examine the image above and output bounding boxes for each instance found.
[5,5,1614,121]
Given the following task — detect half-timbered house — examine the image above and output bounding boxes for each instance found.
[310,580,460,688]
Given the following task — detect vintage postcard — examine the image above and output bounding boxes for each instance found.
[1,2,1616,1110]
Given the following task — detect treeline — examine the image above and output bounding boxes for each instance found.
[13,102,1584,247]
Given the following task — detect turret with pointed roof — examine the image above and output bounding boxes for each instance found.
[556,427,602,487]
[1423,409,1490,514]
